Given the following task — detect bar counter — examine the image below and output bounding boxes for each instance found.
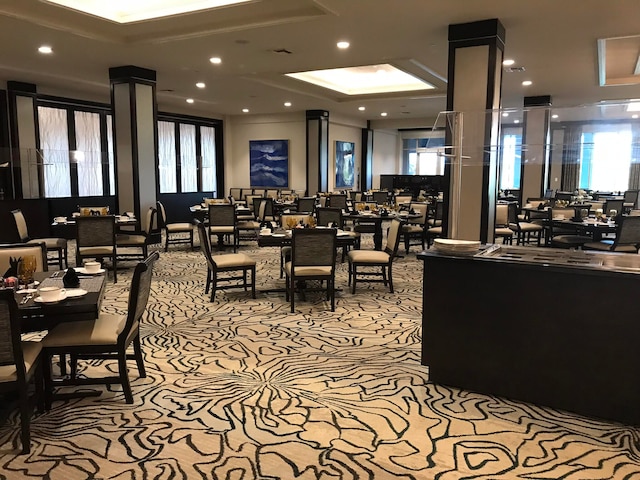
[418,244,640,425]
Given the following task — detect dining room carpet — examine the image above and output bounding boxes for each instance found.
[1,235,640,479]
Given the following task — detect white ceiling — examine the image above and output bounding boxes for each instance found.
[0,0,639,124]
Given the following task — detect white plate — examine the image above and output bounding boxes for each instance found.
[16,288,38,294]
[34,291,68,303]
[271,233,286,237]
[75,267,106,275]
[65,288,88,298]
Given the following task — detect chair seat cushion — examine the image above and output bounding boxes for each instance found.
[209,226,235,234]
[428,226,442,234]
[79,246,114,255]
[402,225,423,234]
[212,253,255,268]
[0,341,42,382]
[495,227,513,236]
[43,313,126,348]
[29,238,67,249]
[510,222,543,232]
[284,263,332,276]
[348,250,390,264]
[551,235,592,245]
[166,223,193,232]
[116,234,146,246]
[237,221,260,229]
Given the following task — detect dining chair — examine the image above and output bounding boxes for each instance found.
[348,217,403,293]
[327,194,348,210]
[546,207,592,249]
[116,207,157,260]
[604,198,624,218]
[254,197,276,222]
[509,205,544,246]
[398,202,429,254]
[156,201,194,251]
[78,206,109,216]
[42,252,159,407]
[75,214,118,282]
[295,197,317,215]
[425,201,444,247]
[317,206,361,255]
[208,204,238,252]
[196,221,256,301]
[11,209,68,269]
[394,195,413,209]
[494,203,514,245]
[266,189,279,200]
[372,191,389,205]
[623,190,639,213]
[583,215,640,253]
[284,227,337,312]
[0,289,44,454]
[0,242,48,277]
[229,188,242,202]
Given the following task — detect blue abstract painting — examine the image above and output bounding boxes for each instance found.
[335,141,355,188]
[249,139,289,187]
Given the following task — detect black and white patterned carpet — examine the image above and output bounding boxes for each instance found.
[1,235,640,479]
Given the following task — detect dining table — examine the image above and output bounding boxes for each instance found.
[343,211,418,250]
[553,217,618,242]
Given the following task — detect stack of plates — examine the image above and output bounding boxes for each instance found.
[433,238,481,255]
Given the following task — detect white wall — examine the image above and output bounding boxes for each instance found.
[372,129,401,189]
[225,112,307,194]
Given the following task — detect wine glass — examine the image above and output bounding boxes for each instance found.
[18,255,37,289]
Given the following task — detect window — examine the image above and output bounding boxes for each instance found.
[38,106,71,198]
[158,121,177,193]
[201,126,216,192]
[499,132,522,190]
[579,127,632,192]
[402,135,445,175]
[74,111,103,196]
[179,123,197,192]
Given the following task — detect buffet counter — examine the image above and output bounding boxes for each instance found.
[417,244,640,425]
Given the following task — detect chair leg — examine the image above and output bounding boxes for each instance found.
[243,269,248,291]
[164,230,169,252]
[290,276,295,313]
[133,335,146,378]
[18,378,31,454]
[330,278,335,311]
[42,353,53,411]
[382,265,388,286]
[70,354,78,379]
[118,351,134,404]
[351,265,357,294]
[205,267,211,294]
[210,272,217,301]
[251,266,256,299]
[388,263,394,293]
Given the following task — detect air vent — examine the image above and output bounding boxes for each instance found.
[159,89,175,92]
[273,48,292,55]
[504,66,526,73]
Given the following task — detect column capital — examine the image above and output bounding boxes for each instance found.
[109,66,156,83]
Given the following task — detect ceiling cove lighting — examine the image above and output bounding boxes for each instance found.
[38,45,53,54]
[337,41,350,49]
[196,82,206,88]
[286,64,434,95]
[209,57,222,64]
[43,0,252,24]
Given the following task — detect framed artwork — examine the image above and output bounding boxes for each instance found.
[335,141,355,188]
[249,139,289,187]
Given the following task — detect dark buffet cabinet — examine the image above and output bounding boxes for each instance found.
[379,174,445,198]
[418,245,640,426]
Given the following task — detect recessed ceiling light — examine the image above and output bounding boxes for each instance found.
[286,63,434,95]
[633,114,639,119]
[337,41,350,49]
[522,80,533,86]
[380,112,388,117]
[552,114,559,119]
[284,102,292,107]
[43,0,252,23]
[38,45,53,54]
[209,57,222,64]
[502,112,509,117]
[242,108,249,113]
[196,82,206,88]
[514,119,520,124]
[503,59,515,66]
[186,98,194,104]
[358,106,366,111]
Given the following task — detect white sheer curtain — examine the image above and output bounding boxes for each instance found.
[180,123,197,192]
[107,114,115,195]
[158,121,177,193]
[75,111,103,196]
[38,106,70,197]
[201,125,216,193]
[589,129,632,192]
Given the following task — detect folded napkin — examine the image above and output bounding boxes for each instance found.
[62,267,80,287]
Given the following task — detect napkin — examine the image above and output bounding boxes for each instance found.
[63,267,80,287]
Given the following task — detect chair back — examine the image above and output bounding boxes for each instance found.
[156,201,168,227]
[291,228,337,270]
[0,242,48,275]
[10,209,30,242]
[624,190,639,207]
[605,199,624,216]
[384,218,403,257]
[266,189,279,200]
[316,207,343,228]
[253,189,266,198]
[409,202,428,225]
[328,194,347,209]
[372,191,389,205]
[255,198,274,221]
[495,204,509,227]
[296,197,317,214]
[395,195,413,207]
[281,214,313,229]
[119,252,159,345]
[0,289,25,383]
[613,215,640,250]
[208,204,236,227]
[229,188,242,201]
[196,221,216,271]
[354,202,377,212]
[76,215,116,248]
[143,207,157,235]
[246,195,263,212]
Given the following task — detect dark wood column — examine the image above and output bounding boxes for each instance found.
[306,109,329,195]
[109,66,158,218]
[443,19,505,243]
[360,125,373,192]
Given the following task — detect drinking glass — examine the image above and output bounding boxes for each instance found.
[18,255,37,289]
